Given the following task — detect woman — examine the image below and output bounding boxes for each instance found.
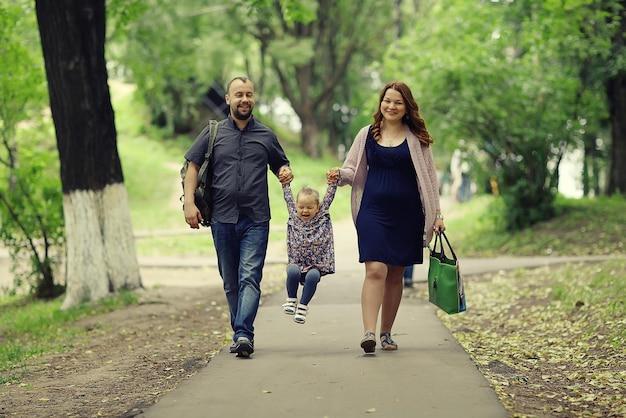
[327,81,445,354]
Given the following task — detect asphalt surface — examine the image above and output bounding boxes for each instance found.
[136,218,615,418]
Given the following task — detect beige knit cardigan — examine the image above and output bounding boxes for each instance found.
[338,124,441,247]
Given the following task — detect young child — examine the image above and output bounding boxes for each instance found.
[282,172,338,324]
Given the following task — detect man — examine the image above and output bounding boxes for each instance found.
[183,76,294,358]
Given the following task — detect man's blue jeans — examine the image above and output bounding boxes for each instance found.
[211,215,269,342]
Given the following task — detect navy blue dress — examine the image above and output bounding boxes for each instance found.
[355,129,424,266]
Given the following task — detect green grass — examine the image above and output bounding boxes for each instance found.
[444,194,626,257]
[553,259,626,319]
[120,135,185,228]
[0,291,138,384]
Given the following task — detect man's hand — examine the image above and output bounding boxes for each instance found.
[278,165,294,184]
[184,201,202,229]
[182,161,202,228]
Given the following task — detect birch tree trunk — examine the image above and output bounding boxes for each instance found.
[35,0,142,309]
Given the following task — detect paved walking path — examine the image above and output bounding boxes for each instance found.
[1,197,616,417]
[137,216,616,418]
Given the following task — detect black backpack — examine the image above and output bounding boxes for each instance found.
[180,120,219,227]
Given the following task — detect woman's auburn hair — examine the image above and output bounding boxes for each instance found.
[371,81,434,147]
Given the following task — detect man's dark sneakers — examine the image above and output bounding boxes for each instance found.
[234,337,254,358]
[230,339,254,354]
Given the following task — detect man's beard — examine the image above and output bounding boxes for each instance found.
[232,104,253,120]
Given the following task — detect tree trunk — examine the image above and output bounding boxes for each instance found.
[606,74,626,195]
[300,109,320,158]
[605,2,626,195]
[35,0,142,309]
[251,0,395,158]
[328,117,339,157]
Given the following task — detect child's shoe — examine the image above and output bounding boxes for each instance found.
[282,298,297,315]
[294,304,308,324]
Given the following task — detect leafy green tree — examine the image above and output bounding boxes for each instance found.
[0,2,45,150]
[385,0,618,230]
[0,137,65,298]
[35,0,141,309]
[108,0,410,158]
[108,0,237,135]
[231,0,397,157]
[0,1,64,298]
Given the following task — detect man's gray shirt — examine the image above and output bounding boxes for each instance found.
[184,115,290,224]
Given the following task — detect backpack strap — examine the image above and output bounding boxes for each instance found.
[197,120,219,191]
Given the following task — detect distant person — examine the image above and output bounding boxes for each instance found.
[403,265,414,288]
[450,147,462,201]
[328,81,445,353]
[281,174,338,324]
[183,76,294,358]
[450,142,472,202]
[458,161,472,202]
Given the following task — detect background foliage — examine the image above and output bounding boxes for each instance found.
[384,0,620,229]
[0,1,63,297]
[1,0,625,294]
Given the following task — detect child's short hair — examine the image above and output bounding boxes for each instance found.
[296,186,320,205]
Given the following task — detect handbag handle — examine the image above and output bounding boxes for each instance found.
[432,229,458,262]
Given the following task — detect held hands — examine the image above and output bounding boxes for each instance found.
[278,165,294,184]
[326,167,340,184]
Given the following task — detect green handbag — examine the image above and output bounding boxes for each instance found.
[428,230,466,314]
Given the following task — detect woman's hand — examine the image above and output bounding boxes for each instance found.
[434,218,446,234]
[326,167,340,184]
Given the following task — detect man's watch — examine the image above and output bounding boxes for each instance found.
[435,214,444,220]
